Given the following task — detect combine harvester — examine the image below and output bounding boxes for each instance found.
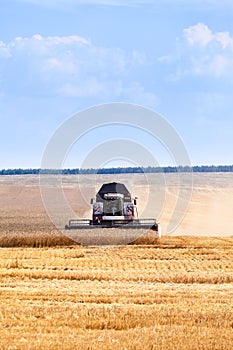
[65,182,161,238]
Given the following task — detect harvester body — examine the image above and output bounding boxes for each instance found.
[65,182,160,234]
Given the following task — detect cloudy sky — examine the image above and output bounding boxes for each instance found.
[0,0,233,168]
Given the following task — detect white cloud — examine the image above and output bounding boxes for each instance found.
[121,82,158,106]
[162,23,233,79]
[0,33,156,105]
[215,32,233,50]
[0,41,11,58]
[58,79,105,98]
[209,54,228,77]
[184,23,213,47]
[10,34,89,55]
[183,23,233,51]
[57,79,158,108]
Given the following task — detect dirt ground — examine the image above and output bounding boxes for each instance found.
[0,172,232,239]
[0,173,232,349]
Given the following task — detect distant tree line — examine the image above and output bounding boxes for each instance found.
[0,165,233,175]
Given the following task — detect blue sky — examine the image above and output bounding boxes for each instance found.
[0,0,233,168]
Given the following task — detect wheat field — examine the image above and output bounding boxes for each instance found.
[0,236,233,349]
[0,174,233,349]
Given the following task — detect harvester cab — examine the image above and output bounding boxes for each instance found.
[90,182,137,226]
